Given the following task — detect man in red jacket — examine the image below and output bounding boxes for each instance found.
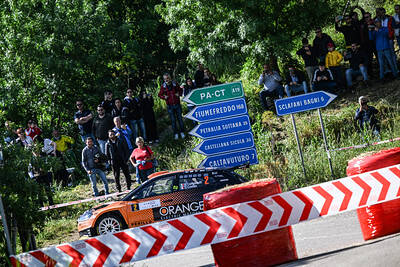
[158,73,186,140]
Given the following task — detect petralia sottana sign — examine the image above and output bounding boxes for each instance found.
[275,91,337,116]
[189,115,251,139]
[183,81,244,106]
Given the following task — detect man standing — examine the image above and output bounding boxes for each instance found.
[344,43,369,88]
[335,15,361,49]
[284,66,308,97]
[74,100,94,143]
[82,137,109,196]
[296,38,319,88]
[258,64,284,110]
[105,130,132,192]
[369,20,399,81]
[124,88,147,142]
[92,104,114,156]
[158,73,185,140]
[194,62,205,88]
[313,27,335,63]
[113,116,134,152]
[101,90,114,115]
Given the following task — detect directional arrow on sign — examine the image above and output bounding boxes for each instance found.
[185,98,248,123]
[274,91,337,116]
[189,115,251,139]
[193,132,255,156]
[198,148,258,168]
[183,82,244,106]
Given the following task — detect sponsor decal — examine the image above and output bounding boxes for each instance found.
[131,199,161,212]
[153,201,204,220]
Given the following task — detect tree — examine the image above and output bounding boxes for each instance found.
[157,0,344,76]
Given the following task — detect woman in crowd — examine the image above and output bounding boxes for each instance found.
[139,89,159,143]
[111,98,129,125]
[130,137,154,184]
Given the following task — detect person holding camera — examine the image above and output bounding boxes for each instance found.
[130,137,154,184]
[312,63,337,93]
[355,96,380,136]
[258,64,284,110]
[284,66,308,97]
[335,15,361,50]
[369,19,399,82]
[82,137,109,196]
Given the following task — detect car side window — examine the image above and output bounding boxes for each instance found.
[146,175,178,198]
[179,173,215,190]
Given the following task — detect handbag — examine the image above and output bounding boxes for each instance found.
[145,146,158,169]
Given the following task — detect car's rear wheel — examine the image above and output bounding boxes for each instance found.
[95,214,124,235]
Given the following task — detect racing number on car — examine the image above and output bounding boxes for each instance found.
[204,175,209,185]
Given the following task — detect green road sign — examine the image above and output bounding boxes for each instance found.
[183,82,244,105]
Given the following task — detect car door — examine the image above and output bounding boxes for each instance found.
[123,174,179,227]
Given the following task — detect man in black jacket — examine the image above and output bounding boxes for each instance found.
[345,43,369,88]
[313,27,335,64]
[284,67,308,97]
[105,130,132,192]
[312,63,337,93]
[92,104,114,155]
[335,15,361,49]
[296,38,319,88]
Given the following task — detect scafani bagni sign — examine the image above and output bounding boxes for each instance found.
[183,82,258,168]
[274,91,337,178]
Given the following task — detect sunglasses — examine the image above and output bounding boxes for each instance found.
[76,103,83,106]
[315,31,321,33]
[97,109,104,111]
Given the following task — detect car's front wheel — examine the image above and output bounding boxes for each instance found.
[95,214,124,235]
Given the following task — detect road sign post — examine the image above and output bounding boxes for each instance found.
[183,82,244,106]
[275,91,337,179]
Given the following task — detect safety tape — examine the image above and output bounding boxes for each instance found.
[11,163,400,266]
[329,137,400,152]
[40,190,130,211]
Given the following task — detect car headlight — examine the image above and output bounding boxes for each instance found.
[78,209,93,222]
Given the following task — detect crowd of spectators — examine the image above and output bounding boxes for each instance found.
[259,5,400,112]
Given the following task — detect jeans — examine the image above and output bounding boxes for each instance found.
[345,66,368,87]
[130,118,147,142]
[305,66,317,88]
[167,104,185,134]
[88,168,109,196]
[284,81,308,97]
[312,81,337,93]
[377,49,398,79]
[80,133,95,143]
[259,86,284,110]
[136,167,154,184]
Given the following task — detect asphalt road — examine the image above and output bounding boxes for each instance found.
[129,210,400,267]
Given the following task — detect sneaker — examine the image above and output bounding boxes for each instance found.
[180,132,185,138]
[174,134,179,140]
[149,140,153,144]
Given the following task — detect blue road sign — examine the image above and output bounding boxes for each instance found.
[189,115,251,139]
[274,91,337,116]
[193,132,254,156]
[185,98,247,122]
[198,148,258,168]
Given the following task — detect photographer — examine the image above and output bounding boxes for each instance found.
[258,64,284,111]
[355,96,380,136]
[335,15,361,50]
[82,137,109,196]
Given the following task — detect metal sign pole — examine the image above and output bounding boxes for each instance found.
[291,114,307,178]
[0,194,14,255]
[318,108,334,177]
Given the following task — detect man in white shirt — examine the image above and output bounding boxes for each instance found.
[258,64,284,110]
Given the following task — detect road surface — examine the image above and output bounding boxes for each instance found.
[129,210,400,267]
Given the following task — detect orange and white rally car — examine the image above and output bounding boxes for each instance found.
[78,167,246,236]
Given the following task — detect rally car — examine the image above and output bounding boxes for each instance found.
[78,167,247,237]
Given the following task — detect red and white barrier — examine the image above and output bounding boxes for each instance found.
[330,137,400,152]
[11,164,400,266]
